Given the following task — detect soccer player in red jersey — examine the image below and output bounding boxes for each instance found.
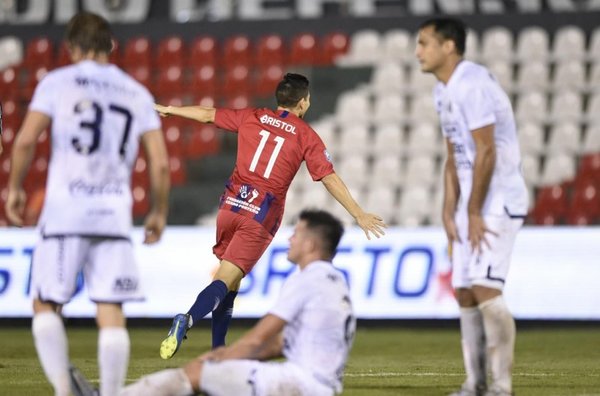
[155,73,386,359]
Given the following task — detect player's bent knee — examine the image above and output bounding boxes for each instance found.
[183,358,204,392]
[471,284,502,303]
[455,288,478,307]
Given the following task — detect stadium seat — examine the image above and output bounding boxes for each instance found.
[288,33,318,66]
[585,93,600,125]
[56,43,71,67]
[480,26,514,63]
[221,65,251,97]
[381,29,413,64]
[221,34,252,68]
[515,91,548,124]
[23,37,54,70]
[132,155,149,188]
[335,123,371,157]
[365,186,398,224]
[372,123,404,157]
[552,25,586,62]
[577,153,600,184]
[372,93,406,125]
[515,26,550,63]
[132,184,150,218]
[407,65,437,95]
[518,122,545,155]
[520,154,542,187]
[255,34,284,67]
[370,62,406,95]
[546,122,581,155]
[253,64,284,98]
[310,117,337,147]
[371,154,403,187]
[125,65,152,89]
[318,31,349,66]
[552,60,586,92]
[337,29,381,66]
[408,93,438,124]
[169,156,186,186]
[0,67,18,98]
[568,182,600,222]
[531,185,568,225]
[188,36,218,67]
[223,93,250,109]
[582,125,600,154]
[24,157,48,191]
[549,91,583,124]
[189,64,218,98]
[122,36,151,69]
[0,36,23,70]
[464,29,480,61]
[588,27,600,61]
[335,156,369,190]
[398,186,432,226]
[403,155,438,188]
[155,36,185,69]
[487,61,513,92]
[163,122,185,158]
[515,62,549,93]
[406,122,442,157]
[539,153,576,186]
[0,97,21,130]
[185,125,220,158]
[153,65,185,98]
[0,125,16,155]
[334,91,371,127]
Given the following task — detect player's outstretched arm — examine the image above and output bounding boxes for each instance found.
[5,111,50,226]
[140,129,170,244]
[154,104,216,124]
[321,172,387,240]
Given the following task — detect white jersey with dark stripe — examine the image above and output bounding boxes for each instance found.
[433,60,529,217]
[29,60,160,237]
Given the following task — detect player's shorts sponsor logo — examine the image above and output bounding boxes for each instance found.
[113,277,138,293]
[69,179,125,196]
[259,114,296,134]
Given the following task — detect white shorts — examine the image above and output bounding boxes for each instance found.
[31,236,144,304]
[451,213,523,290]
[200,360,335,396]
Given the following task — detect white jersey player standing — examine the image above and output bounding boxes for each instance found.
[5,12,170,396]
[416,18,528,396]
[70,209,355,396]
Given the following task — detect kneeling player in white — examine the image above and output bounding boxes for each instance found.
[118,210,355,396]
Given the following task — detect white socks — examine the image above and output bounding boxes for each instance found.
[459,307,487,392]
[99,327,130,396]
[120,368,193,396]
[479,296,516,394]
[32,312,70,396]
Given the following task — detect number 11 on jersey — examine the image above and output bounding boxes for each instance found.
[249,129,285,179]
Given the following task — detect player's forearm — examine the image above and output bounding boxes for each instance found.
[442,159,460,219]
[8,136,36,190]
[163,105,215,123]
[322,173,365,219]
[468,144,496,215]
[148,161,170,216]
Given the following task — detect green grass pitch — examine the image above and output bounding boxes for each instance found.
[1,323,599,395]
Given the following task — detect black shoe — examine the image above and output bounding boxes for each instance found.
[69,364,99,396]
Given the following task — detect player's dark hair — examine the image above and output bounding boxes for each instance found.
[275,73,310,108]
[419,17,467,56]
[299,209,344,260]
[65,12,113,54]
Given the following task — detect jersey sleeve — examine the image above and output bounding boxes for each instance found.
[214,108,252,133]
[138,89,161,134]
[460,82,496,131]
[29,74,56,117]
[304,129,335,181]
[268,272,307,322]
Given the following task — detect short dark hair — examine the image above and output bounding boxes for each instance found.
[275,73,309,108]
[65,12,113,55]
[419,17,467,56]
[299,209,344,259]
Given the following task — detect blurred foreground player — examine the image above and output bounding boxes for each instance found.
[5,12,170,396]
[416,18,528,396]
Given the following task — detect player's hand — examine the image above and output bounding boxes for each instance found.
[442,212,461,246]
[154,104,170,118]
[143,210,166,244]
[356,212,387,240]
[5,188,26,227]
[467,213,498,253]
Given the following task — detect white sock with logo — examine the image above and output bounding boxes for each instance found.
[99,327,130,396]
[32,311,71,396]
[119,368,193,396]
[479,296,515,394]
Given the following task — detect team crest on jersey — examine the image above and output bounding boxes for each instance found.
[239,185,259,203]
[324,149,332,163]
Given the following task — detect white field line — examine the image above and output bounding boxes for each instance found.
[345,372,600,378]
